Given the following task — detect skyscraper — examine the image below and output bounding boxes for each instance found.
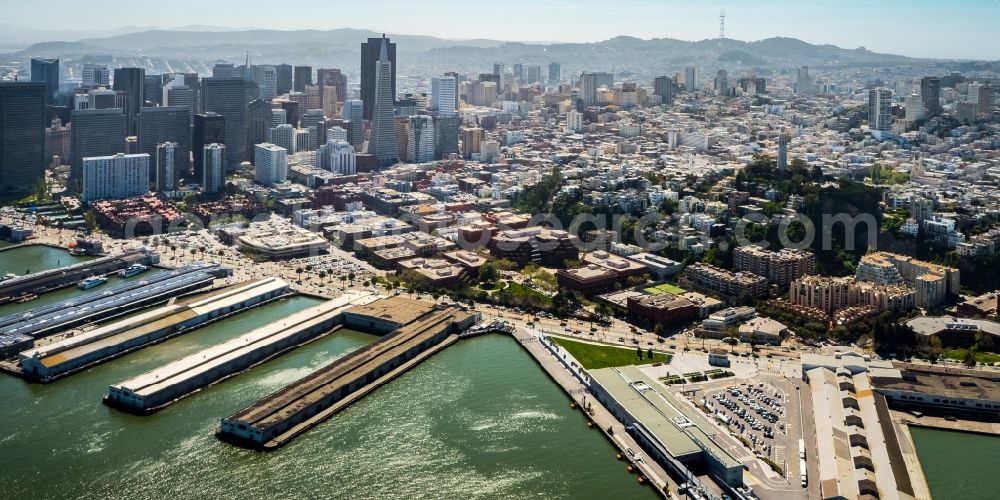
[685,67,697,91]
[30,58,59,105]
[715,69,729,97]
[654,76,673,105]
[433,116,460,160]
[253,143,288,186]
[407,115,435,163]
[868,88,893,132]
[247,99,272,148]
[81,153,150,202]
[317,140,356,175]
[251,65,278,100]
[512,63,524,83]
[193,113,225,182]
[70,108,126,182]
[201,77,258,169]
[144,74,165,107]
[275,64,293,95]
[548,62,561,84]
[113,67,145,136]
[202,143,226,194]
[156,142,179,192]
[367,36,398,168]
[138,106,191,179]
[317,68,348,106]
[361,35,396,120]
[0,82,46,192]
[920,76,942,116]
[293,66,312,93]
[580,73,598,106]
[268,124,296,153]
[81,64,110,88]
[341,99,364,149]
[525,66,541,85]
[431,76,457,117]
[45,117,70,168]
[796,66,813,95]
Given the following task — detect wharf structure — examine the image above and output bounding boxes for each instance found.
[18,278,290,381]
[104,291,376,414]
[0,263,227,342]
[218,298,478,449]
[588,365,744,493]
[0,249,157,303]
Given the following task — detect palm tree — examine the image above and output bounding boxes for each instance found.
[295,267,304,283]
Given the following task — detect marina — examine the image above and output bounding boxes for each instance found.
[0,246,153,302]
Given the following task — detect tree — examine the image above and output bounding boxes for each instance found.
[295,267,304,282]
[636,346,643,359]
[653,324,664,337]
[963,350,977,368]
[647,348,654,359]
[478,262,499,284]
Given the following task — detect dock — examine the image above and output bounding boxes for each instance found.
[217,302,478,449]
[0,249,155,303]
[103,291,376,414]
[16,278,291,382]
[0,263,226,341]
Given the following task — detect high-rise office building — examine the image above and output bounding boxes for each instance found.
[974,84,994,118]
[328,126,348,143]
[73,87,124,110]
[30,58,59,105]
[212,64,240,78]
[82,153,149,202]
[905,94,925,122]
[112,67,145,136]
[317,140,356,175]
[525,65,542,85]
[202,143,226,194]
[138,106,191,179]
[192,113,225,182]
[45,117,70,168]
[434,116,460,160]
[367,36,398,167]
[341,99,364,149]
[275,64,293,95]
[654,76,673,105]
[155,142,179,192]
[715,69,729,97]
[81,64,110,88]
[0,82,47,192]
[549,62,561,84]
[580,73,598,106]
[920,76,942,116]
[461,127,482,159]
[512,63,524,83]
[253,143,288,186]
[407,115,435,163]
[685,67,697,91]
[251,65,278,100]
[247,99,272,148]
[431,76,457,117]
[268,123,296,153]
[317,68,347,105]
[144,74,164,107]
[293,66,312,93]
[868,88,893,132]
[70,108,126,181]
[201,77,258,169]
[361,35,396,120]
[796,66,813,95]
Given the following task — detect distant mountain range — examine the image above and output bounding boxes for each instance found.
[7,27,955,79]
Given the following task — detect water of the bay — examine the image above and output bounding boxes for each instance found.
[0,247,653,500]
[910,426,1000,499]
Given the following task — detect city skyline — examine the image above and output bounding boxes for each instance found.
[1,0,999,60]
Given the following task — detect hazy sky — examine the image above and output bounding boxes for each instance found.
[5,0,1000,59]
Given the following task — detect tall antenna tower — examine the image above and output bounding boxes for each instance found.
[719,9,726,39]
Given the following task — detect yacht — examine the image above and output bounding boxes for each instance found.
[77,276,108,290]
[119,264,149,278]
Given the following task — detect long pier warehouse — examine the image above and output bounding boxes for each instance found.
[18,278,290,382]
[218,300,478,449]
[104,291,376,414]
[0,263,227,341]
[0,249,156,303]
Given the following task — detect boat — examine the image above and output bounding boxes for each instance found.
[0,272,17,282]
[77,276,108,290]
[119,263,149,278]
[14,294,37,303]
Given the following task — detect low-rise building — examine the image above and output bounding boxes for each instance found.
[626,293,698,327]
[684,263,768,300]
[556,265,618,297]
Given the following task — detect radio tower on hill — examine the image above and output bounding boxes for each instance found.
[719,9,726,39]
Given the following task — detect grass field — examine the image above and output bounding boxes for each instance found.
[550,336,671,370]
[644,283,686,295]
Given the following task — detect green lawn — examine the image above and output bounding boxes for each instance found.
[550,336,671,369]
[644,283,686,295]
[941,349,1000,365]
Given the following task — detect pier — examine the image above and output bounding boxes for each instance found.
[0,249,156,303]
[17,278,290,382]
[104,291,376,414]
[0,263,227,341]
[217,301,478,449]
